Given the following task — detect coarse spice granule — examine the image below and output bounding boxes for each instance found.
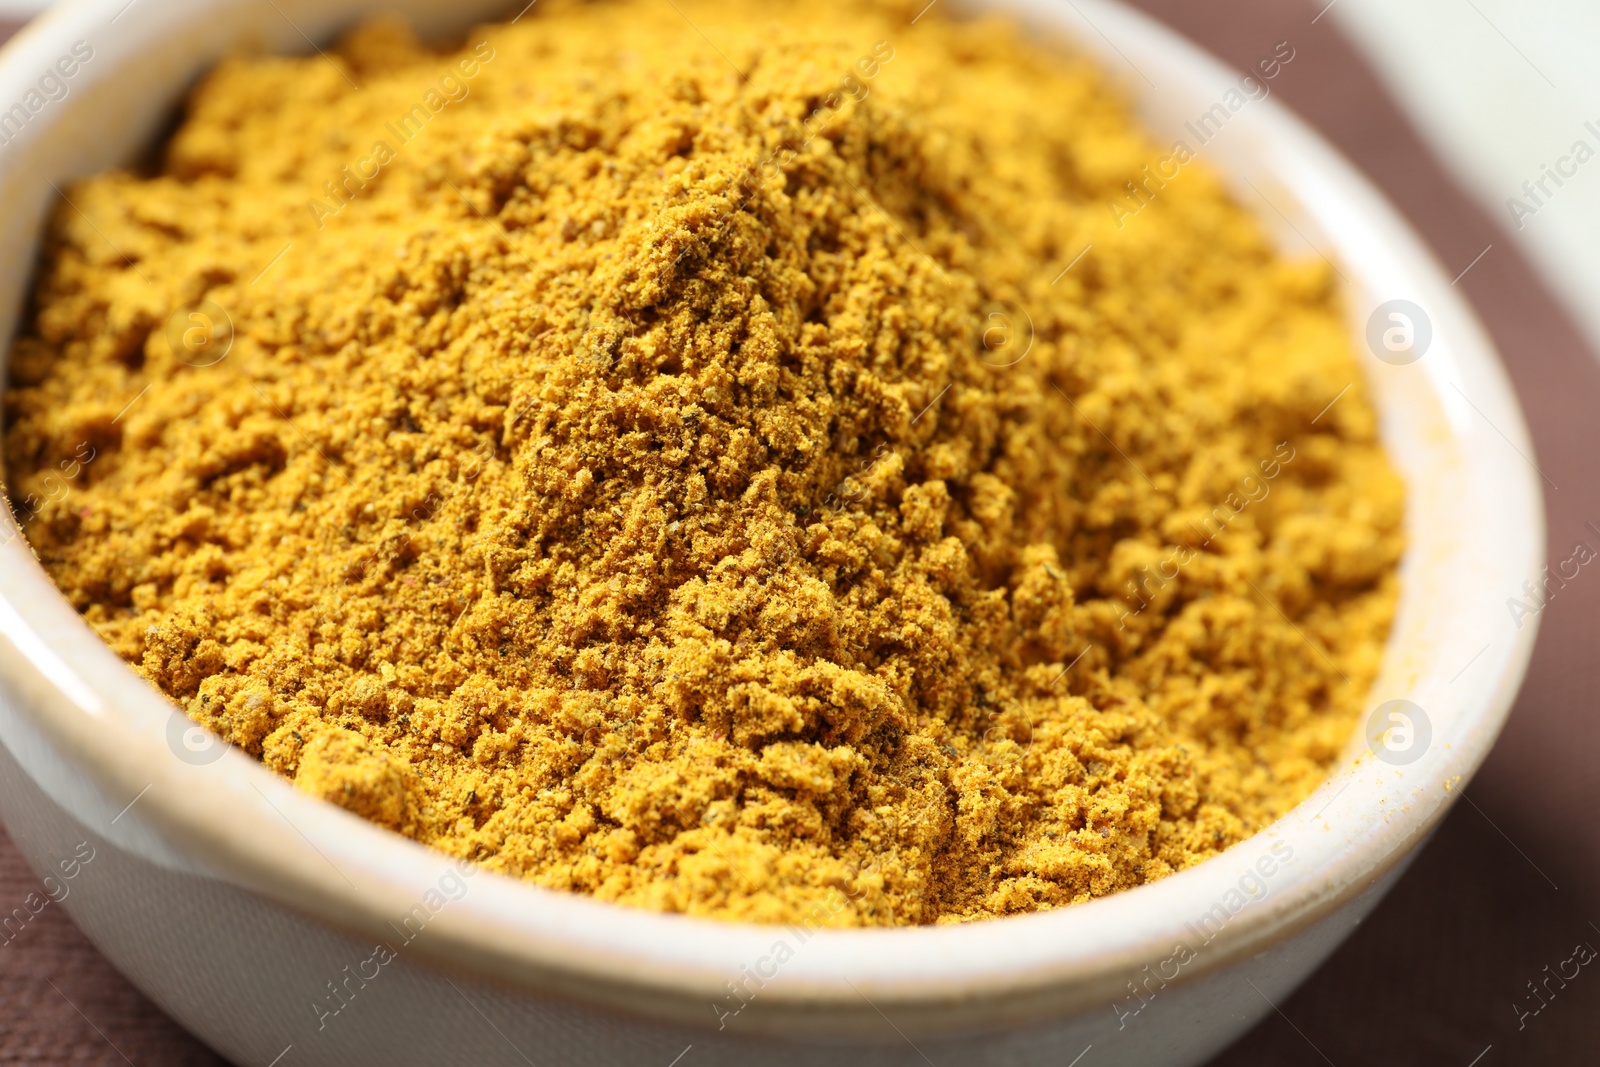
[2,0,1403,926]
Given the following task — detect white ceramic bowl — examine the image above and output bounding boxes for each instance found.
[0,1,1542,1064]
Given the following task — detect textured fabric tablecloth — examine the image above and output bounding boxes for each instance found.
[2,1,1597,1063]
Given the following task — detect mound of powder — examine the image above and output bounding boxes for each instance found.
[2,0,1403,925]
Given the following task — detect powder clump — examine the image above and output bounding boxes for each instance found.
[3,0,1403,925]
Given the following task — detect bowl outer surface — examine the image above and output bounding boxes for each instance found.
[0,0,1544,1044]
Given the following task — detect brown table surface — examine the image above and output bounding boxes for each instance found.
[4,1,1598,1063]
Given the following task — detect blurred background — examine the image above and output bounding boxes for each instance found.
[2,0,1598,1063]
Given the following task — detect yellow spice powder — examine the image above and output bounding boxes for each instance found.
[2,0,1403,925]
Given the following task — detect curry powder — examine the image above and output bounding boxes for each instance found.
[2,0,1403,925]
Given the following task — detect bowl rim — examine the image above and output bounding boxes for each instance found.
[0,0,1544,1039]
